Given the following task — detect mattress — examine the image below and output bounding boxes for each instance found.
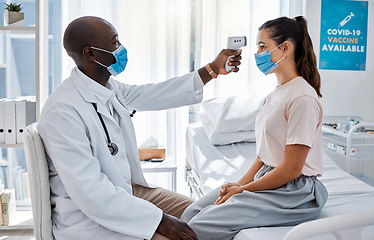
[185,123,374,240]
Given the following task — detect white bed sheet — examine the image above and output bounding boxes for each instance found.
[186,123,374,240]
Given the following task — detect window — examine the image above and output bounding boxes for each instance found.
[189,0,290,123]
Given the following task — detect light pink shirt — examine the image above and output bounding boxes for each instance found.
[255,77,323,176]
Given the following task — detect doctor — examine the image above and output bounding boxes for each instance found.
[37,16,241,240]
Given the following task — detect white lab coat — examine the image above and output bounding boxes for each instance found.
[37,67,204,240]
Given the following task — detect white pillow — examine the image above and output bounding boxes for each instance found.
[200,95,263,133]
[199,112,256,145]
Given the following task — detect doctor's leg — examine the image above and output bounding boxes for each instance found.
[132,184,194,219]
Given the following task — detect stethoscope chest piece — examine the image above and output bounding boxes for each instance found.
[108,142,119,156]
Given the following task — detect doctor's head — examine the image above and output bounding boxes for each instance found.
[256,16,321,98]
[63,16,125,83]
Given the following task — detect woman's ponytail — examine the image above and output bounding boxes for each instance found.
[294,16,322,97]
[259,16,322,97]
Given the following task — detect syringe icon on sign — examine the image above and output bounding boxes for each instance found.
[338,12,354,28]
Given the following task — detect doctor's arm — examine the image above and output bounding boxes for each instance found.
[118,49,242,111]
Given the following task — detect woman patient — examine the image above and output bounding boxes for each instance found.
[181,16,328,240]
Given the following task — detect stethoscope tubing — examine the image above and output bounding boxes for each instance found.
[92,103,119,155]
[91,98,136,156]
[92,103,112,144]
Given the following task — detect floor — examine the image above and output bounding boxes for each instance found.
[0,230,35,240]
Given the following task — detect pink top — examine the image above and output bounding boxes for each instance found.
[255,76,323,176]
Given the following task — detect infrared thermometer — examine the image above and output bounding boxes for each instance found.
[225,36,247,72]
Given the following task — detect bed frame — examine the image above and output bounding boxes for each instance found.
[185,168,206,199]
[283,210,374,240]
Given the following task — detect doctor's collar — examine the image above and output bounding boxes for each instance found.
[74,67,114,104]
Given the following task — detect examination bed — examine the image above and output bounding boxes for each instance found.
[185,122,374,240]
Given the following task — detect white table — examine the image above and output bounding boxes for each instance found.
[141,158,177,191]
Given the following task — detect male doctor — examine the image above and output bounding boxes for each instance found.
[37,16,242,240]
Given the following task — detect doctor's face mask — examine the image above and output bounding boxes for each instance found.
[90,45,128,76]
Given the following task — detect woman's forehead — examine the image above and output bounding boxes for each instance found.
[257,28,274,45]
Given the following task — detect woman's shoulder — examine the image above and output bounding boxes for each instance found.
[285,77,319,100]
[278,77,321,112]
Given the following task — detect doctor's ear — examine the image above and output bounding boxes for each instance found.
[82,46,95,61]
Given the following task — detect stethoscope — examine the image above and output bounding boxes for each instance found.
[92,102,136,156]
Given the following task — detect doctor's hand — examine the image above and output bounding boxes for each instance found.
[211,49,242,75]
[156,213,198,240]
[198,49,242,85]
[214,182,245,205]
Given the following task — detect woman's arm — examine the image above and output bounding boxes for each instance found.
[244,144,309,192]
[215,144,310,205]
[215,157,263,205]
[238,157,264,185]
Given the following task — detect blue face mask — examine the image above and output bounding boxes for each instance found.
[254,43,286,75]
[90,45,128,76]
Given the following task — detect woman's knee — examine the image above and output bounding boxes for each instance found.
[181,188,221,222]
[180,203,198,222]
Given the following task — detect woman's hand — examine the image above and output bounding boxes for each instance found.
[215,183,245,205]
[219,182,242,197]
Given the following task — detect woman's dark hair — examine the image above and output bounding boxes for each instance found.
[259,16,322,97]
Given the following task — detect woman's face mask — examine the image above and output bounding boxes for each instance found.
[90,45,128,76]
[254,42,286,75]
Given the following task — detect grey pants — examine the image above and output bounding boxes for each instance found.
[181,164,328,240]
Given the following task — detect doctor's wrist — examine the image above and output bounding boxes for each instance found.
[208,62,219,77]
[198,66,214,85]
[205,63,218,79]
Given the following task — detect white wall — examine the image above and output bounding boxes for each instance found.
[304,0,374,181]
[305,0,374,122]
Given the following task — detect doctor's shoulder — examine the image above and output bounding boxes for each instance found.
[40,80,86,119]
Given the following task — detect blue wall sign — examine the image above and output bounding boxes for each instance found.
[319,0,368,71]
